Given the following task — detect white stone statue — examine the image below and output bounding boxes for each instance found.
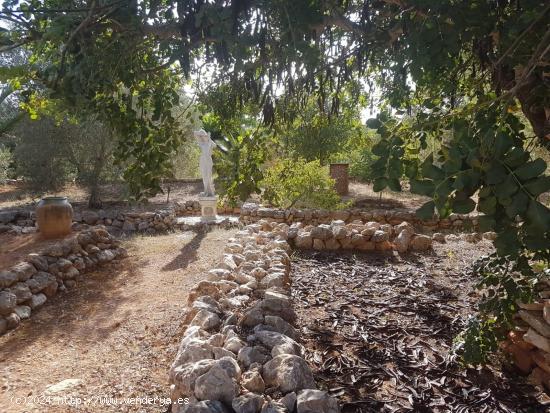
[194,129,217,197]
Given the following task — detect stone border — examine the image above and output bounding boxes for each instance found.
[240,203,479,232]
[0,199,481,239]
[288,220,432,253]
[168,216,499,412]
[171,219,401,413]
[0,226,128,335]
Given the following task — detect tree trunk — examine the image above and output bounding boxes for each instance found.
[88,183,102,209]
[514,73,549,148]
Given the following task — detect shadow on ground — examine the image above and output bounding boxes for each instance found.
[162,231,207,272]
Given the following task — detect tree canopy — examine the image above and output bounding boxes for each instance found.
[1,0,549,360]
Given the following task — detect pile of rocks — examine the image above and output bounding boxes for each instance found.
[240,203,478,233]
[0,226,127,335]
[501,278,550,393]
[288,220,432,253]
[169,221,340,413]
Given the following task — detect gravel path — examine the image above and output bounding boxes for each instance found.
[0,229,236,413]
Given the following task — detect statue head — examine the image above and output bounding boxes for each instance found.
[193,129,210,143]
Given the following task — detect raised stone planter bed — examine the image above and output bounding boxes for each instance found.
[168,216,440,412]
[169,220,342,412]
[0,226,127,336]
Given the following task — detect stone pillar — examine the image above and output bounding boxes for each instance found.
[329,163,349,196]
[199,196,218,221]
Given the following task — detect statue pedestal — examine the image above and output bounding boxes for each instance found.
[199,195,218,221]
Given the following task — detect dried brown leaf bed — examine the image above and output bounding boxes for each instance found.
[291,247,546,413]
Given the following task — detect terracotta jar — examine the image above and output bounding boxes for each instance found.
[36,197,73,238]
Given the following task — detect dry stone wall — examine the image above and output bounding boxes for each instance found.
[239,203,479,233]
[288,220,432,253]
[0,226,127,336]
[169,220,340,413]
[0,203,243,236]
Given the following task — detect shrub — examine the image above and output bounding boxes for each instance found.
[0,145,13,183]
[13,116,74,191]
[262,158,345,209]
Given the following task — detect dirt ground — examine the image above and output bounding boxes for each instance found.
[292,240,548,413]
[0,229,236,413]
[0,232,62,271]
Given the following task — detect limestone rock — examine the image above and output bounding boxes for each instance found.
[6,312,20,329]
[0,270,18,288]
[410,235,432,251]
[294,233,312,249]
[29,293,47,309]
[225,336,247,354]
[312,238,325,250]
[297,389,340,413]
[394,230,413,253]
[264,315,298,340]
[263,354,316,393]
[241,307,265,328]
[242,369,266,393]
[238,346,270,368]
[26,271,56,294]
[311,225,332,240]
[194,358,241,404]
[14,305,31,319]
[10,282,32,304]
[260,401,287,413]
[371,230,389,243]
[27,254,49,271]
[171,359,216,396]
[11,262,37,282]
[0,291,17,316]
[280,392,297,412]
[45,379,83,395]
[191,310,221,331]
[232,393,265,413]
[253,330,303,357]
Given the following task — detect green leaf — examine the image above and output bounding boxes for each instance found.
[494,228,521,256]
[526,200,550,232]
[366,118,382,129]
[410,179,435,196]
[505,192,528,218]
[453,197,476,214]
[478,196,497,214]
[478,216,496,232]
[503,147,529,169]
[416,201,435,220]
[494,175,518,200]
[523,176,550,196]
[387,177,402,192]
[485,165,507,185]
[493,131,514,157]
[372,177,388,192]
[371,141,388,156]
[514,158,547,181]
[404,162,418,179]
